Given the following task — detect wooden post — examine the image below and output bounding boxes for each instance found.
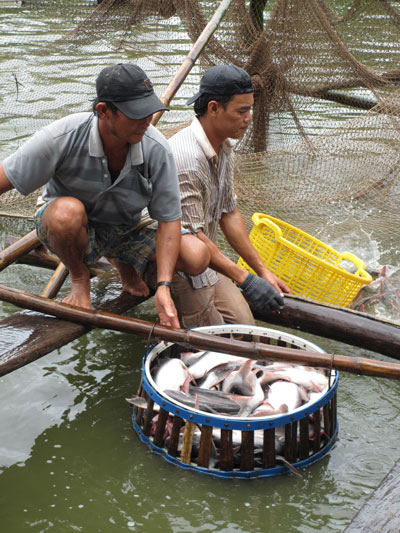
[299,418,310,460]
[168,416,184,458]
[153,409,169,448]
[197,425,213,468]
[142,398,155,437]
[151,0,233,126]
[220,429,233,471]
[240,431,254,471]
[263,427,276,468]
[180,421,196,464]
[41,262,69,299]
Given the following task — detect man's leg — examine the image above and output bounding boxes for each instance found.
[175,233,210,276]
[213,273,255,325]
[171,273,224,328]
[35,197,92,308]
[106,258,150,297]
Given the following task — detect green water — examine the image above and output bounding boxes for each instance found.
[1,220,400,532]
[1,2,400,532]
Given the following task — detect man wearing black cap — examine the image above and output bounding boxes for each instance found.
[168,64,290,327]
[0,63,209,327]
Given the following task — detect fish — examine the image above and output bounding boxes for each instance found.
[250,401,289,418]
[267,380,309,412]
[180,350,207,366]
[164,388,242,415]
[183,351,247,380]
[268,365,328,393]
[197,361,242,389]
[153,357,194,392]
[221,359,265,416]
[126,395,150,409]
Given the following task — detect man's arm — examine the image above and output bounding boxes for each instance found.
[154,220,181,328]
[0,163,14,195]
[219,208,291,294]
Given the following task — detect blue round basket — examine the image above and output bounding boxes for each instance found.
[132,324,338,479]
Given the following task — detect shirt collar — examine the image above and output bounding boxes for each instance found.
[190,116,233,162]
[89,115,144,165]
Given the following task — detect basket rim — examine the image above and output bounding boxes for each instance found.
[142,324,338,431]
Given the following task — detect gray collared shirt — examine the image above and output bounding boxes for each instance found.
[169,117,237,288]
[3,112,181,226]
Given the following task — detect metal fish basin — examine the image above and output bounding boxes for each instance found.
[132,325,339,479]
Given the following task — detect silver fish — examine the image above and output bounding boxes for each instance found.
[269,366,328,393]
[164,388,241,415]
[198,361,241,390]
[266,380,309,412]
[153,358,193,392]
[222,359,264,416]
[184,351,247,380]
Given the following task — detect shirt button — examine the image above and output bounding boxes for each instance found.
[104,174,108,177]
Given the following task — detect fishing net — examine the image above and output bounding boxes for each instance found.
[0,0,400,297]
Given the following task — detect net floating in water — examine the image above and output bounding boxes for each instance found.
[132,325,338,479]
[238,213,372,307]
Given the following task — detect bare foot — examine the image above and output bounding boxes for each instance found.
[114,261,150,297]
[62,278,92,309]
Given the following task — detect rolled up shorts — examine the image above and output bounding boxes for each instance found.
[34,202,158,275]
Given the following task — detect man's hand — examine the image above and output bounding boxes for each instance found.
[240,272,284,312]
[261,270,291,295]
[154,285,180,328]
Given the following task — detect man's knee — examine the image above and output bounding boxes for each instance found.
[43,197,87,232]
[179,234,210,276]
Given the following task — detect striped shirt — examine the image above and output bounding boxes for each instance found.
[169,117,237,288]
[3,112,181,226]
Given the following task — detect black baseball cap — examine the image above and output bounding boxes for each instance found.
[96,63,168,120]
[187,64,253,105]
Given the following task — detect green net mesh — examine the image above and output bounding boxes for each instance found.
[0,0,400,312]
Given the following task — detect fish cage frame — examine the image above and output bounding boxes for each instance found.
[132,324,339,479]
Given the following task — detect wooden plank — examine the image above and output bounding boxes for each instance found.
[344,459,400,532]
[254,294,400,360]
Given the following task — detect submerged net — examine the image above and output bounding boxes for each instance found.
[1,0,400,308]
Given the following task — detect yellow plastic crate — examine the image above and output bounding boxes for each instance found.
[238,213,372,307]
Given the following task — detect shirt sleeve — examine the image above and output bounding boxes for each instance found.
[2,127,59,196]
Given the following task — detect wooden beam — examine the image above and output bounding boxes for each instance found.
[254,294,400,360]
[344,458,400,532]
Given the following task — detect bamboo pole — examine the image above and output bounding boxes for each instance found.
[4,236,400,360]
[41,262,69,299]
[4,235,110,277]
[151,0,233,127]
[1,284,400,380]
[0,229,41,271]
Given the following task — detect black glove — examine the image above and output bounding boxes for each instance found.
[239,273,284,312]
